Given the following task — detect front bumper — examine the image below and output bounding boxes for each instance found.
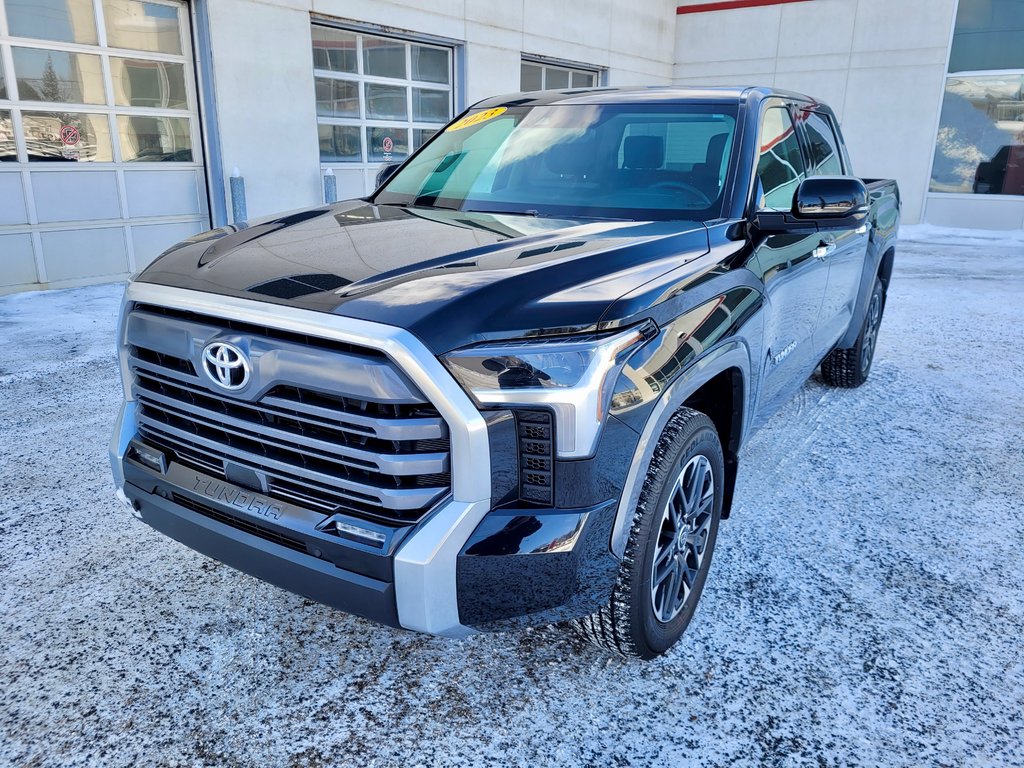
[112,398,622,635]
[126,476,400,627]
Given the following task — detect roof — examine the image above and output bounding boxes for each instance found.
[472,85,819,109]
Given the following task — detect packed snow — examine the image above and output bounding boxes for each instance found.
[1,237,1022,767]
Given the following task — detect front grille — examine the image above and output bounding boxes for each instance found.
[127,307,452,527]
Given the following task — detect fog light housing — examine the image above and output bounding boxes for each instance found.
[127,440,168,473]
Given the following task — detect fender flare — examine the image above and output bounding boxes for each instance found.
[838,236,896,349]
[609,340,751,558]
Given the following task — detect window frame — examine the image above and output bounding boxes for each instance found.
[311,20,457,183]
[520,57,603,91]
[795,108,847,177]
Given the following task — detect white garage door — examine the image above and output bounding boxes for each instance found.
[0,0,208,292]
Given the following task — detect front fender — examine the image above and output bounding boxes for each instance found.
[608,340,752,558]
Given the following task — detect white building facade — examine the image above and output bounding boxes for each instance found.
[0,0,1020,293]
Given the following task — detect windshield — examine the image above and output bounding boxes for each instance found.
[373,103,737,221]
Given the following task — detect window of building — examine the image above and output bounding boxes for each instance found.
[12,47,106,104]
[104,0,183,55]
[520,60,599,91]
[110,58,188,109]
[0,0,197,163]
[756,106,805,210]
[5,0,99,45]
[930,0,1024,197]
[800,110,844,176]
[22,110,112,161]
[0,110,14,160]
[312,23,454,181]
[949,0,1024,73]
[930,75,1024,195]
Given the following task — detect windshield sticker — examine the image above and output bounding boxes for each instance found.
[447,107,507,132]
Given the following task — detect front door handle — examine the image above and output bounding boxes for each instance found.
[812,240,836,259]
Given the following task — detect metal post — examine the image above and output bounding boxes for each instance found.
[229,167,247,224]
[324,167,337,204]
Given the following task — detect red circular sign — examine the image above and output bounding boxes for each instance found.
[382,136,394,153]
[60,125,80,146]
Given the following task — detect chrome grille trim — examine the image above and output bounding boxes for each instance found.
[132,381,449,476]
[130,359,446,442]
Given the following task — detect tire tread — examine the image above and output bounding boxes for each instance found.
[572,407,716,658]
[820,277,885,389]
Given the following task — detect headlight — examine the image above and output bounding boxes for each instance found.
[442,322,656,458]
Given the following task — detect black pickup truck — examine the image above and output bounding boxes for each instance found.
[110,87,899,658]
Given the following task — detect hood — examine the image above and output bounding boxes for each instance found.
[137,200,710,353]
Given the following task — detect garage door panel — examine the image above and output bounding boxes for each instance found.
[0,174,29,225]
[124,169,202,218]
[0,233,38,287]
[33,171,122,223]
[1,0,208,291]
[132,220,205,269]
[331,169,366,200]
[41,227,128,282]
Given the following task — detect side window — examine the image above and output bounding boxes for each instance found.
[756,106,805,210]
[801,110,844,176]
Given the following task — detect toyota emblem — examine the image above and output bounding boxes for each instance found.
[202,341,250,391]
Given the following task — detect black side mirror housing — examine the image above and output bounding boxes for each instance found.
[794,176,869,220]
[752,176,870,233]
[374,162,402,189]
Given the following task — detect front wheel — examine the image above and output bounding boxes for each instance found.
[573,408,724,659]
[820,277,885,388]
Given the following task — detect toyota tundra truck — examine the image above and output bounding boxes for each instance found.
[110,87,900,658]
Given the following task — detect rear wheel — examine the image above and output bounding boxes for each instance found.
[573,408,724,659]
[820,277,885,388]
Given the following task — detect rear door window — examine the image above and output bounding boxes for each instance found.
[801,110,844,175]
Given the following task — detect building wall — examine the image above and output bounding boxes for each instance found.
[673,0,960,225]
[205,0,678,222]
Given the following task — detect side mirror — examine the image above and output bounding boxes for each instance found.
[793,176,868,221]
[751,176,869,233]
[375,162,402,189]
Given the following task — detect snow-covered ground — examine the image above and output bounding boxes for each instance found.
[1,237,1022,767]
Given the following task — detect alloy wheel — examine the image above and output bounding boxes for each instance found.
[860,290,882,374]
[650,454,715,623]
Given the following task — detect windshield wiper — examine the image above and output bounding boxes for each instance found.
[464,208,636,222]
[383,200,459,211]
[463,208,540,217]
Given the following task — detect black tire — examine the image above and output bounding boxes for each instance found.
[820,277,885,388]
[573,407,724,659]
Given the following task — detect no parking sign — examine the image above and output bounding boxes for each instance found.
[60,125,80,146]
